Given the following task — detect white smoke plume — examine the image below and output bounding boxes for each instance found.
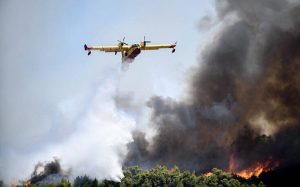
[0,0,193,184]
[0,66,135,183]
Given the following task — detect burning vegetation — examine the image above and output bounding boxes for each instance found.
[13,166,265,187]
[2,1,299,186]
[22,159,68,186]
[125,0,300,186]
[228,155,280,179]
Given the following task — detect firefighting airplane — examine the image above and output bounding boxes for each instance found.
[84,37,177,62]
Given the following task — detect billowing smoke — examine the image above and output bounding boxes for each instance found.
[44,70,135,181]
[26,159,68,185]
[0,66,135,183]
[126,0,300,175]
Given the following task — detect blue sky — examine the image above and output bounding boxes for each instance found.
[0,0,216,182]
[0,0,215,141]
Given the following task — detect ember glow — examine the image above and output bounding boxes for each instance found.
[236,164,264,179]
[237,160,280,179]
[24,180,31,187]
[203,172,213,177]
[228,154,237,173]
[228,155,280,179]
[12,178,17,187]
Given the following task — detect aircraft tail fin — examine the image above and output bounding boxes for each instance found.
[84,44,91,55]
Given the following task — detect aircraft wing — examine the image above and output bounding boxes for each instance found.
[84,45,130,52]
[141,44,176,50]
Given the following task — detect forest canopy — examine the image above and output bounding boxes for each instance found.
[15,166,265,187]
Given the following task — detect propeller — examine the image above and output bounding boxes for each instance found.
[118,37,128,46]
[143,36,151,46]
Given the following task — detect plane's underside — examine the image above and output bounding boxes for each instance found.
[84,37,176,62]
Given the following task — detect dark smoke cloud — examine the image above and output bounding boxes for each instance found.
[125,0,300,173]
[27,159,68,185]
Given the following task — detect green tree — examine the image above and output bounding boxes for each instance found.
[74,175,92,187]
[57,179,71,187]
[25,165,264,187]
[258,181,266,187]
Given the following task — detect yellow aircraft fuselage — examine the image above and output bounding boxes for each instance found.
[84,40,176,62]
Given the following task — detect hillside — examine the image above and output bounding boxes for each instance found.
[20,166,265,187]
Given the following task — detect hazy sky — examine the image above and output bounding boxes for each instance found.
[0,0,214,182]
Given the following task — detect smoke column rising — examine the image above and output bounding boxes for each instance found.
[126,0,300,174]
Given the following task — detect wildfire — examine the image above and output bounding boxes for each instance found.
[236,159,280,179]
[203,172,213,177]
[24,180,31,187]
[228,154,236,172]
[12,178,17,187]
[228,154,280,179]
[236,162,266,179]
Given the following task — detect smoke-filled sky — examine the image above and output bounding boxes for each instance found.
[126,0,300,176]
[0,0,214,183]
[3,0,300,185]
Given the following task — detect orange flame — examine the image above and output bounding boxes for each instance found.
[236,162,265,179]
[203,172,213,177]
[228,154,237,172]
[24,180,31,187]
[228,154,280,179]
[12,178,17,187]
[236,159,280,179]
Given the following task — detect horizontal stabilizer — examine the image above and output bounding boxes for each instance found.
[84,44,91,55]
